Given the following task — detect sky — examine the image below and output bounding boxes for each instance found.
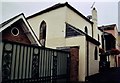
[118,1,120,31]
[0,0,120,31]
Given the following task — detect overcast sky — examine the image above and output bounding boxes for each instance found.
[1,0,120,31]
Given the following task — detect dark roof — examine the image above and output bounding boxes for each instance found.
[86,35,100,46]
[27,2,93,24]
[98,24,116,31]
[66,23,100,46]
[103,32,115,39]
[0,13,24,28]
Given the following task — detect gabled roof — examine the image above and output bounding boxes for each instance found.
[27,2,93,24]
[103,32,116,40]
[0,13,41,46]
[66,23,100,46]
[1,14,22,28]
[98,24,116,31]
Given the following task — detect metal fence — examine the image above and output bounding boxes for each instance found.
[1,40,70,83]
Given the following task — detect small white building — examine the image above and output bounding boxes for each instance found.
[27,2,100,81]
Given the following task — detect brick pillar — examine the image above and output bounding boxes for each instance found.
[70,47,79,81]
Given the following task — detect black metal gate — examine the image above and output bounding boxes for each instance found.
[2,40,70,83]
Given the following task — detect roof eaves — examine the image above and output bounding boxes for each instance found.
[0,13,24,28]
[65,3,93,24]
[86,35,100,46]
[0,13,25,33]
[22,14,42,46]
[66,23,100,45]
[76,28,100,45]
[27,2,66,19]
[27,2,93,24]
[66,22,86,36]
[98,24,116,31]
[0,13,41,46]
[98,27,103,32]
[104,32,116,40]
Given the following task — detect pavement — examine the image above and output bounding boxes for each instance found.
[86,67,120,83]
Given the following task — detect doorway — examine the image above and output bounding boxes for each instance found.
[70,47,79,81]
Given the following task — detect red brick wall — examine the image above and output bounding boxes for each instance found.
[2,24,31,44]
[70,47,79,81]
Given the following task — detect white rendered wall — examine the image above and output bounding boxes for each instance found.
[65,36,86,81]
[66,8,93,37]
[88,42,99,76]
[28,7,67,48]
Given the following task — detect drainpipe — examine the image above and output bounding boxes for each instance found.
[102,26,106,51]
[86,40,89,77]
[102,27,109,62]
[0,41,2,83]
[85,24,89,77]
[85,26,89,77]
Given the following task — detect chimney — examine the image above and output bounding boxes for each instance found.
[92,7,98,39]
[92,7,97,24]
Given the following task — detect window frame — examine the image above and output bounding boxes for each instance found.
[39,21,46,47]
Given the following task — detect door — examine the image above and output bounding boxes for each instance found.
[70,47,79,81]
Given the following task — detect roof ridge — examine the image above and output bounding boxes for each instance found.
[98,24,116,27]
[0,13,24,28]
[0,13,42,46]
[26,2,93,24]
[27,2,66,19]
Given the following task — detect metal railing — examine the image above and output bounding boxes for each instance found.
[1,40,70,83]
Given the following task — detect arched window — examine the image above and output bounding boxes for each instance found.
[39,21,46,47]
[98,34,100,41]
[85,26,88,34]
[94,46,98,60]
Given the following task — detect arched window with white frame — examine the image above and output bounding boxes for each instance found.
[39,20,46,47]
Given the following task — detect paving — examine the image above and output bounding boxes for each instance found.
[86,67,120,83]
